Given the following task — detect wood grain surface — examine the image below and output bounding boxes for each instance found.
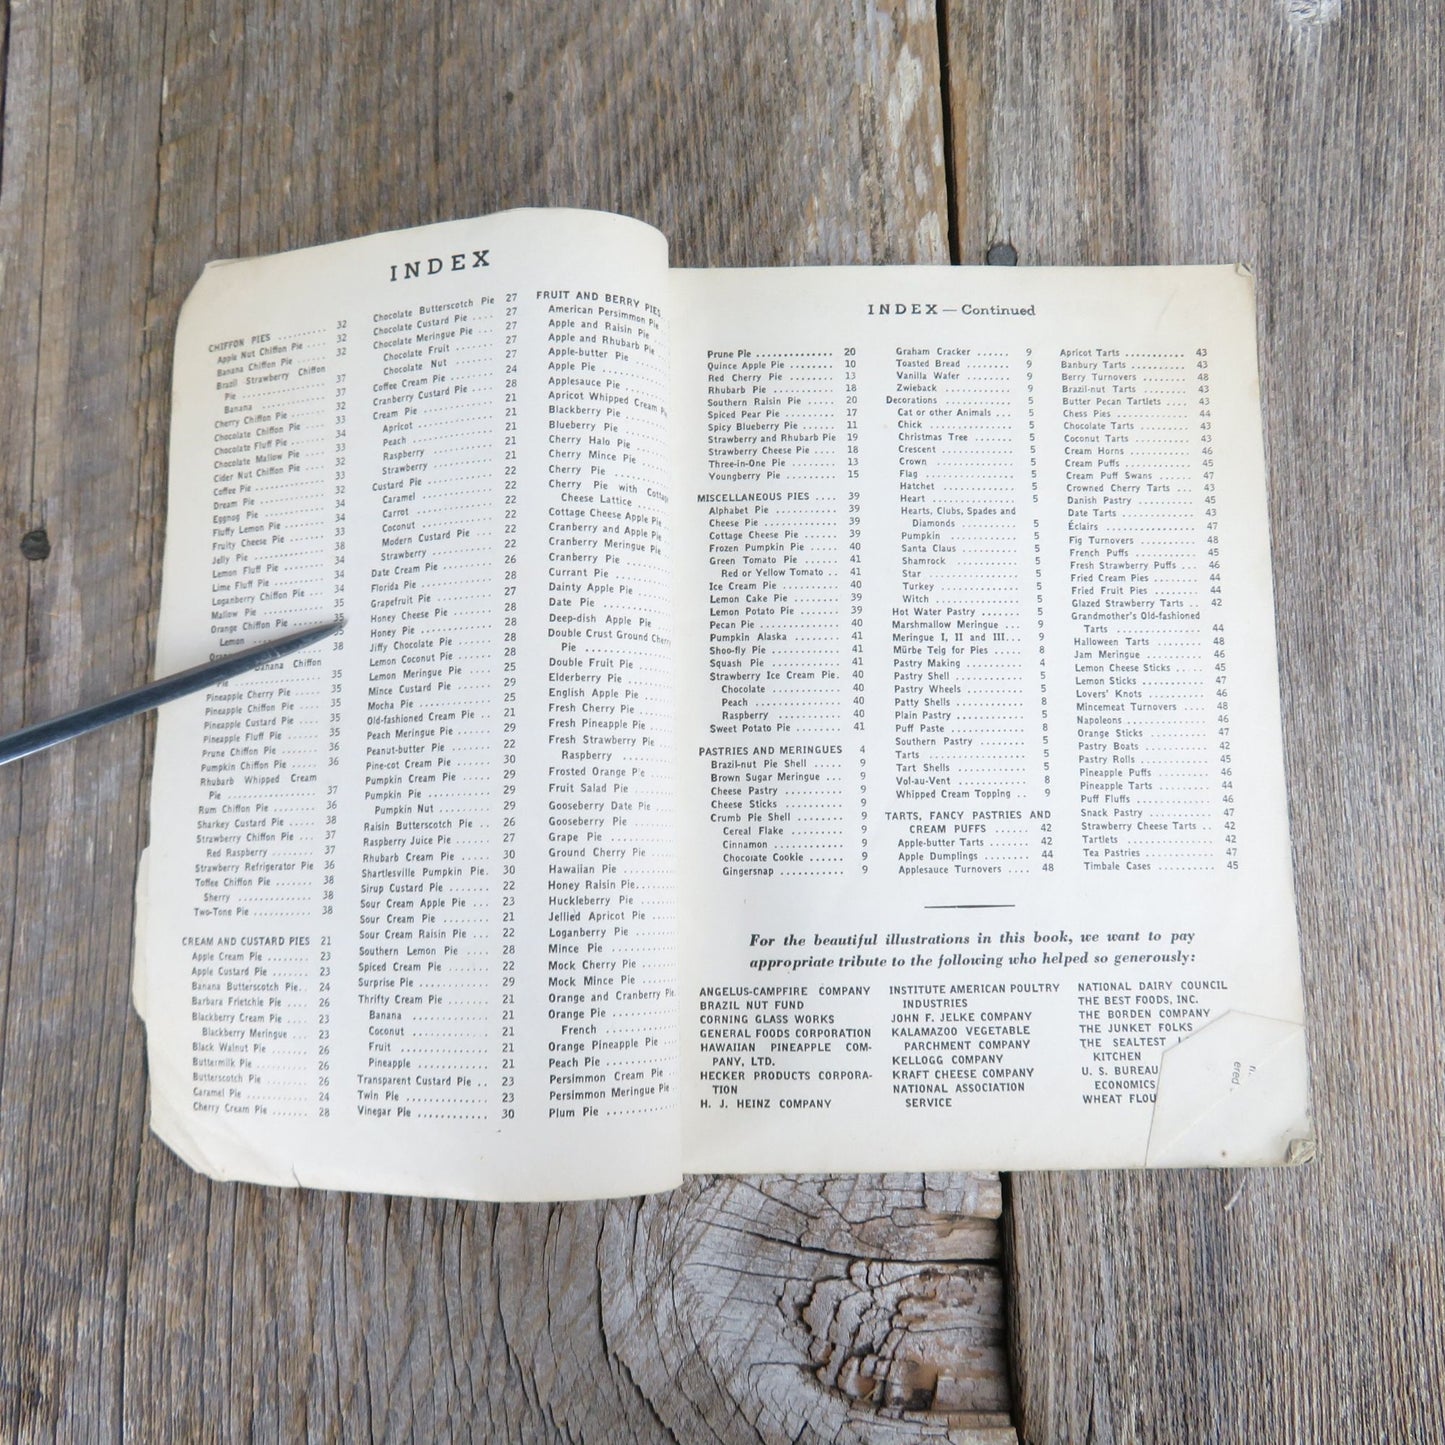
[945,1,1445,1440]
[2,3,1018,1442]
[0,0,1439,1440]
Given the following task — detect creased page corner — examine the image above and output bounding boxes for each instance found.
[1145,1010,1312,1167]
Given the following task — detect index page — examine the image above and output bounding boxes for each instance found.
[670,264,1309,1172]
[138,210,681,1200]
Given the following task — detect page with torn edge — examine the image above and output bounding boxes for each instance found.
[137,209,681,1200]
[670,262,1310,1172]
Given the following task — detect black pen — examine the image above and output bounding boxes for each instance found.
[0,619,344,767]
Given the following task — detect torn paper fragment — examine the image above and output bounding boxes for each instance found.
[1145,1010,1313,1167]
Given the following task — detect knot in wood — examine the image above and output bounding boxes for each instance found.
[801,1260,1009,1417]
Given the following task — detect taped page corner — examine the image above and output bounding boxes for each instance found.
[1145,1010,1312,1167]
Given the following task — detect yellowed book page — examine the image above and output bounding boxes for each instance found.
[137,209,680,1200]
[670,263,1309,1172]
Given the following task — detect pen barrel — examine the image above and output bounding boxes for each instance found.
[0,707,120,766]
[0,620,342,767]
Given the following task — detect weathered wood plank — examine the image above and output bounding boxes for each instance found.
[0,0,169,1439]
[945,1,1445,1438]
[0,2,1014,1440]
[599,1175,1011,1440]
